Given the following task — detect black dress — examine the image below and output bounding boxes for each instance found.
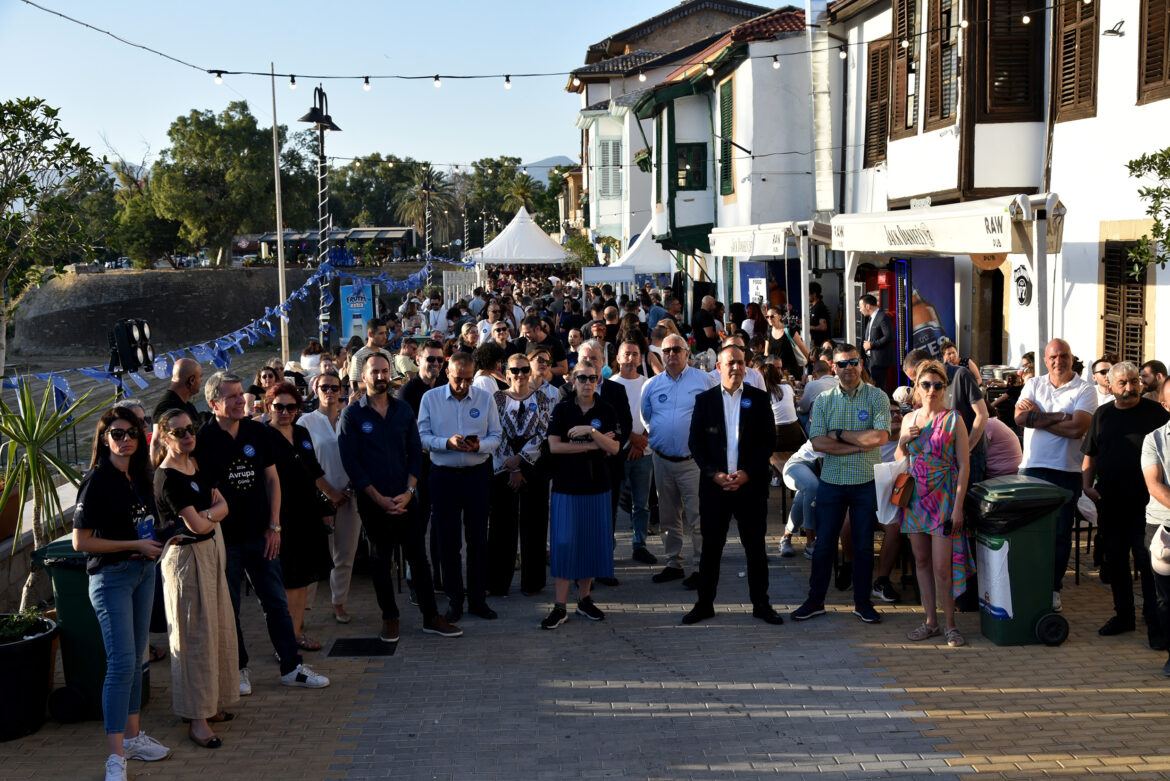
[766,327,800,376]
[266,423,334,588]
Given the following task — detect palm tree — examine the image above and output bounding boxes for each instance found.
[394,165,455,256]
[502,173,538,214]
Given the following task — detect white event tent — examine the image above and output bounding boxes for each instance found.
[471,206,568,265]
[610,229,677,275]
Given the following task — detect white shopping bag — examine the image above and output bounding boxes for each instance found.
[873,458,909,527]
[977,536,1013,619]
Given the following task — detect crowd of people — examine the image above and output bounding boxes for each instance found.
[71,268,1170,780]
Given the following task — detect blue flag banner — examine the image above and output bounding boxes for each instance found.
[127,372,149,389]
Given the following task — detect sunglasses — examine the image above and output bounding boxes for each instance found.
[662,346,687,354]
[424,357,445,364]
[271,402,299,413]
[167,424,198,439]
[494,327,509,333]
[1093,369,1110,376]
[508,366,532,375]
[918,381,945,391]
[319,384,341,393]
[450,376,473,385]
[835,358,860,368]
[574,374,599,383]
[107,427,140,442]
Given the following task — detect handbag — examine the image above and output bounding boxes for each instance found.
[785,327,808,367]
[890,472,914,508]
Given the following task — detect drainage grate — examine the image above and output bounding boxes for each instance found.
[327,637,398,657]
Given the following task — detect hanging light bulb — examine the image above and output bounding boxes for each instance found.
[504,75,512,89]
[638,71,646,82]
[363,76,371,91]
[355,159,361,168]
[522,167,528,175]
[771,56,780,70]
[839,47,848,60]
[212,70,224,84]
[959,19,969,28]
[901,39,910,49]
[434,74,442,88]
[705,64,715,77]
[572,76,581,87]
[1021,13,1031,24]
[289,75,297,89]
[389,160,395,168]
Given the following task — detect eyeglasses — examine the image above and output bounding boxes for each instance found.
[107,427,139,442]
[508,366,532,375]
[662,346,687,354]
[835,358,860,368]
[424,357,445,364]
[271,402,299,413]
[319,384,341,393]
[574,374,599,383]
[918,381,945,391]
[167,424,198,439]
[494,327,509,333]
[1093,369,1110,376]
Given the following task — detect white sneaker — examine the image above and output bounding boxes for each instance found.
[803,542,815,560]
[779,537,795,557]
[105,754,127,781]
[1052,591,1062,612]
[281,663,330,688]
[239,667,253,696]
[122,730,171,761]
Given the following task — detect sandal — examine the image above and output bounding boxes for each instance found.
[945,627,966,647]
[907,622,942,641]
[333,607,352,624]
[296,634,322,651]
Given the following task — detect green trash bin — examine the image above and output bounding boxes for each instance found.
[965,476,1072,646]
[32,535,150,723]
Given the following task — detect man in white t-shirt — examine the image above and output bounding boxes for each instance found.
[1015,338,1097,611]
[1141,380,1170,675]
[612,340,657,565]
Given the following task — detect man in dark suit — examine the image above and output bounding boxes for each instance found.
[682,344,782,625]
[859,294,896,393]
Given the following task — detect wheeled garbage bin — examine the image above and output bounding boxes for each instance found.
[32,535,150,723]
[965,476,1072,646]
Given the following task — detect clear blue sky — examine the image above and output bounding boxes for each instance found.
[0,0,677,170]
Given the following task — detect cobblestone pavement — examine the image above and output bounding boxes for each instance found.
[5,495,1169,779]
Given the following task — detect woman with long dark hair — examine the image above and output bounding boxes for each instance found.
[763,306,810,377]
[73,407,172,779]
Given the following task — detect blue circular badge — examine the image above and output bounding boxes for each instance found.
[361,421,374,434]
[857,409,870,422]
[528,403,537,413]
[741,398,752,409]
[469,408,481,419]
[591,419,602,429]
[242,444,255,457]
[190,481,200,493]
[657,393,668,404]
[302,439,313,450]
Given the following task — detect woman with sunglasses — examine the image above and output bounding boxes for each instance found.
[541,359,621,629]
[153,409,237,750]
[762,306,810,378]
[526,344,563,404]
[301,369,358,625]
[73,407,172,780]
[896,360,972,648]
[245,366,279,419]
[487,353,553,597]
[264,382,341,651]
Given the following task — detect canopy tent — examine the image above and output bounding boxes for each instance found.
[471,206,569,265]
[610,229,678,275]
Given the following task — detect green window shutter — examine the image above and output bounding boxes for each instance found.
[719,80,734,195]
[655,117,663,204]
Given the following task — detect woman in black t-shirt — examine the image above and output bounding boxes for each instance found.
[540,359,621,630]
[264,382,340,651]
[72,407,171,773]
[154,409,236,749]
[763,306,810,377]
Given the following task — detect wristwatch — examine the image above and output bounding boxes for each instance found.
[205,510,213,524]
[834,429,846,443]
[268,524,282,533]
[408,485,418,497]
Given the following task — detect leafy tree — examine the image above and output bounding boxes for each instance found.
[533,163,573,233]
[503,173,539,214]
[330,153,417,228]
[0,98,106,374]
[1126,148,1170,276]
[152,101,273,266]
[564,234,597,267]
[117,191,182,268]
[394,165,456,253]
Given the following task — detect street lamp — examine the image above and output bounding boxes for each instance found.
[298,85,341,348]
[419,168,438,259]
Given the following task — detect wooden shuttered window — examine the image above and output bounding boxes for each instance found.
[1140,0,1170,103]
[1101,242,1147,365]
[719,80,734,196]
[890,0,918,139]
[977,0,1043,121]
[598,139,622,199]
[865,37,891,167]
[924,0,958,129]
[1055,0,1097,120]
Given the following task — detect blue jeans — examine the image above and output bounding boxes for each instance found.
[807,480,878,609]
[1020,467,1081,593]
[784,462,821,534]
[89,558,154,735]
[623,454,654,550]
[224,536,301,675]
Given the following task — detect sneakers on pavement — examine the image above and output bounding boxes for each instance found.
[238,668,252,697]
[1052,590,1062,612]
[105,754,127,781]
[853,605,882,624]
[122,731,172,761]
[280,663,330,688]
[872,577,900,603]
[541,605,568,630]
[422,615,463,637]
[803,542,815,560]
[791,602,826,621]
[779,536,795,557]
[632,547,658,564]
[379,618,400,643]
[576,597,605,621]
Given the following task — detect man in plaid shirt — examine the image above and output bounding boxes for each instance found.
[792,343,891,624]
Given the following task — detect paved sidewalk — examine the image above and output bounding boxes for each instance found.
[5,495,1167,779]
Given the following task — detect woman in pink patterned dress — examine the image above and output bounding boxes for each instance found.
[896,360,972,647]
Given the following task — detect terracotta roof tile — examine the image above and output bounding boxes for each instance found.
[730,5,805,41]
[573,50,667,77]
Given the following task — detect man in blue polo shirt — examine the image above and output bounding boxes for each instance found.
[793,343,891,624]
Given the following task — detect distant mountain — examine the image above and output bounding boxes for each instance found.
[523,156,575,185]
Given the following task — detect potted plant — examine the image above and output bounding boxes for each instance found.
[0,607,59,741]
[0,379,106,609]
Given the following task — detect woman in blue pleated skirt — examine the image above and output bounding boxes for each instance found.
[541,359,621,629]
